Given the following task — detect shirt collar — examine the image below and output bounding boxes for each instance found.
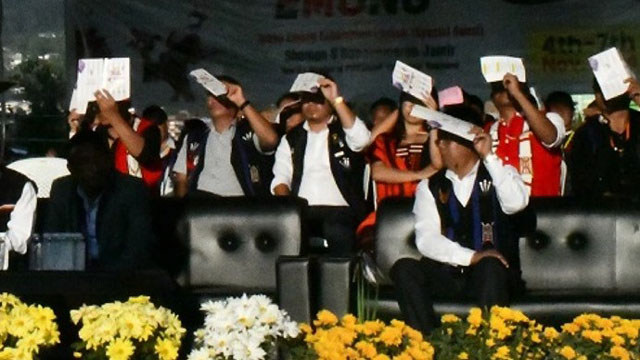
[303,115,335,133]
[445,160,480,183]
[212,122,236,136]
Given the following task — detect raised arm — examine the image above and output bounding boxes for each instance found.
[226,83,279,151]
[503,74,562,146]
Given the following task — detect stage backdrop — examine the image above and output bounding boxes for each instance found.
[67,0,640,117]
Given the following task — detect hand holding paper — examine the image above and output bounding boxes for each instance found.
[189,69,228,96]
[226,83,246,107]
[625,78,640,104]
[410,105,476,141]
[470,128,492,159]
[318,77,340,103]
[502,73,523,96]
[392,61,433,101]
[589,47,635,100]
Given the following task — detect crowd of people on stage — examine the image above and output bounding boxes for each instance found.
[2,54,640,334]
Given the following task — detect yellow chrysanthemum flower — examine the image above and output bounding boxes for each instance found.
[457,352,469,359]
[581,329,603,343]
[467,308,483,327]
[610,345,630,360]
[492,345,510,360]
[544,326,559,340]
[378,326,403,347]
[559,345,576,360]
[105,338,134,360]
[155,338,179,360]
[562,323,580,335]
[314,310,339,327]
[441,314,461,323]
[355,341,377,358]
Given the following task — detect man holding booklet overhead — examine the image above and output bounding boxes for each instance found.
[390,105,530,335]
[568,47,640,198]
[72,58,163,194]
[271,73,371,256]
[480,56,565,197]
[173,70,279,197]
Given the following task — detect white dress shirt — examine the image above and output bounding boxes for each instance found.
[413,154,529,267]
[174,125,245,196]
[271,116,371,206]
[1,182,37,269]
[543,112,566,148]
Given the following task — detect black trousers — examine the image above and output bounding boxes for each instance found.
[389,256,512,335]
[305,205,357,256]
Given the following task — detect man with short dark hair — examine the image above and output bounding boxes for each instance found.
[173,75,278,197]
[45,131,155,271]
[544,91,575,132]
[272,76,371,255]
[390,106,529,334]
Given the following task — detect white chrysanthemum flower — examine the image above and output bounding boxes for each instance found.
[200,300,226,314]
[192,294,299,360]
[283,321,300,338]
[187,347,210,360]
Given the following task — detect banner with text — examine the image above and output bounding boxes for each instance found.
[69,0,640,117]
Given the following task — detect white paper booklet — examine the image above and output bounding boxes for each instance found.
[588,47,635,100]
[480,56,526,83]
[438,86,464,107]
[101,58,130,101]
[75,57,131,113]
[189,68,228,96]
[76,58,104,104]
[68,87,87,114]
[392,61,433,99]
[410,105,476,142]
[290,72,323,92]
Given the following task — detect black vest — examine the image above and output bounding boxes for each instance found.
[428,163,523,275]
[185,119,273,196]
[0,167,35,232]
[286,121,367,220]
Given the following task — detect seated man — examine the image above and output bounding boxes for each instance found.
[390,106,529,335]
[173,75,278,198]
[271,76,371,256]
[44,131,155,271]
[0,166,37,270]
[568,78,640,199]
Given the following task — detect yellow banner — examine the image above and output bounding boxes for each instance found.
[528,27,639,81]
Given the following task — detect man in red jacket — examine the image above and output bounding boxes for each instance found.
[485,74,565,197]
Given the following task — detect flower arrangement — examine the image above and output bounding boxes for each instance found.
[0,292,60,359]
[546,313,640,360]
[188,294,300,360]
[289,310,434,360]
[70,295,185,360]
[428,306,556,360]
